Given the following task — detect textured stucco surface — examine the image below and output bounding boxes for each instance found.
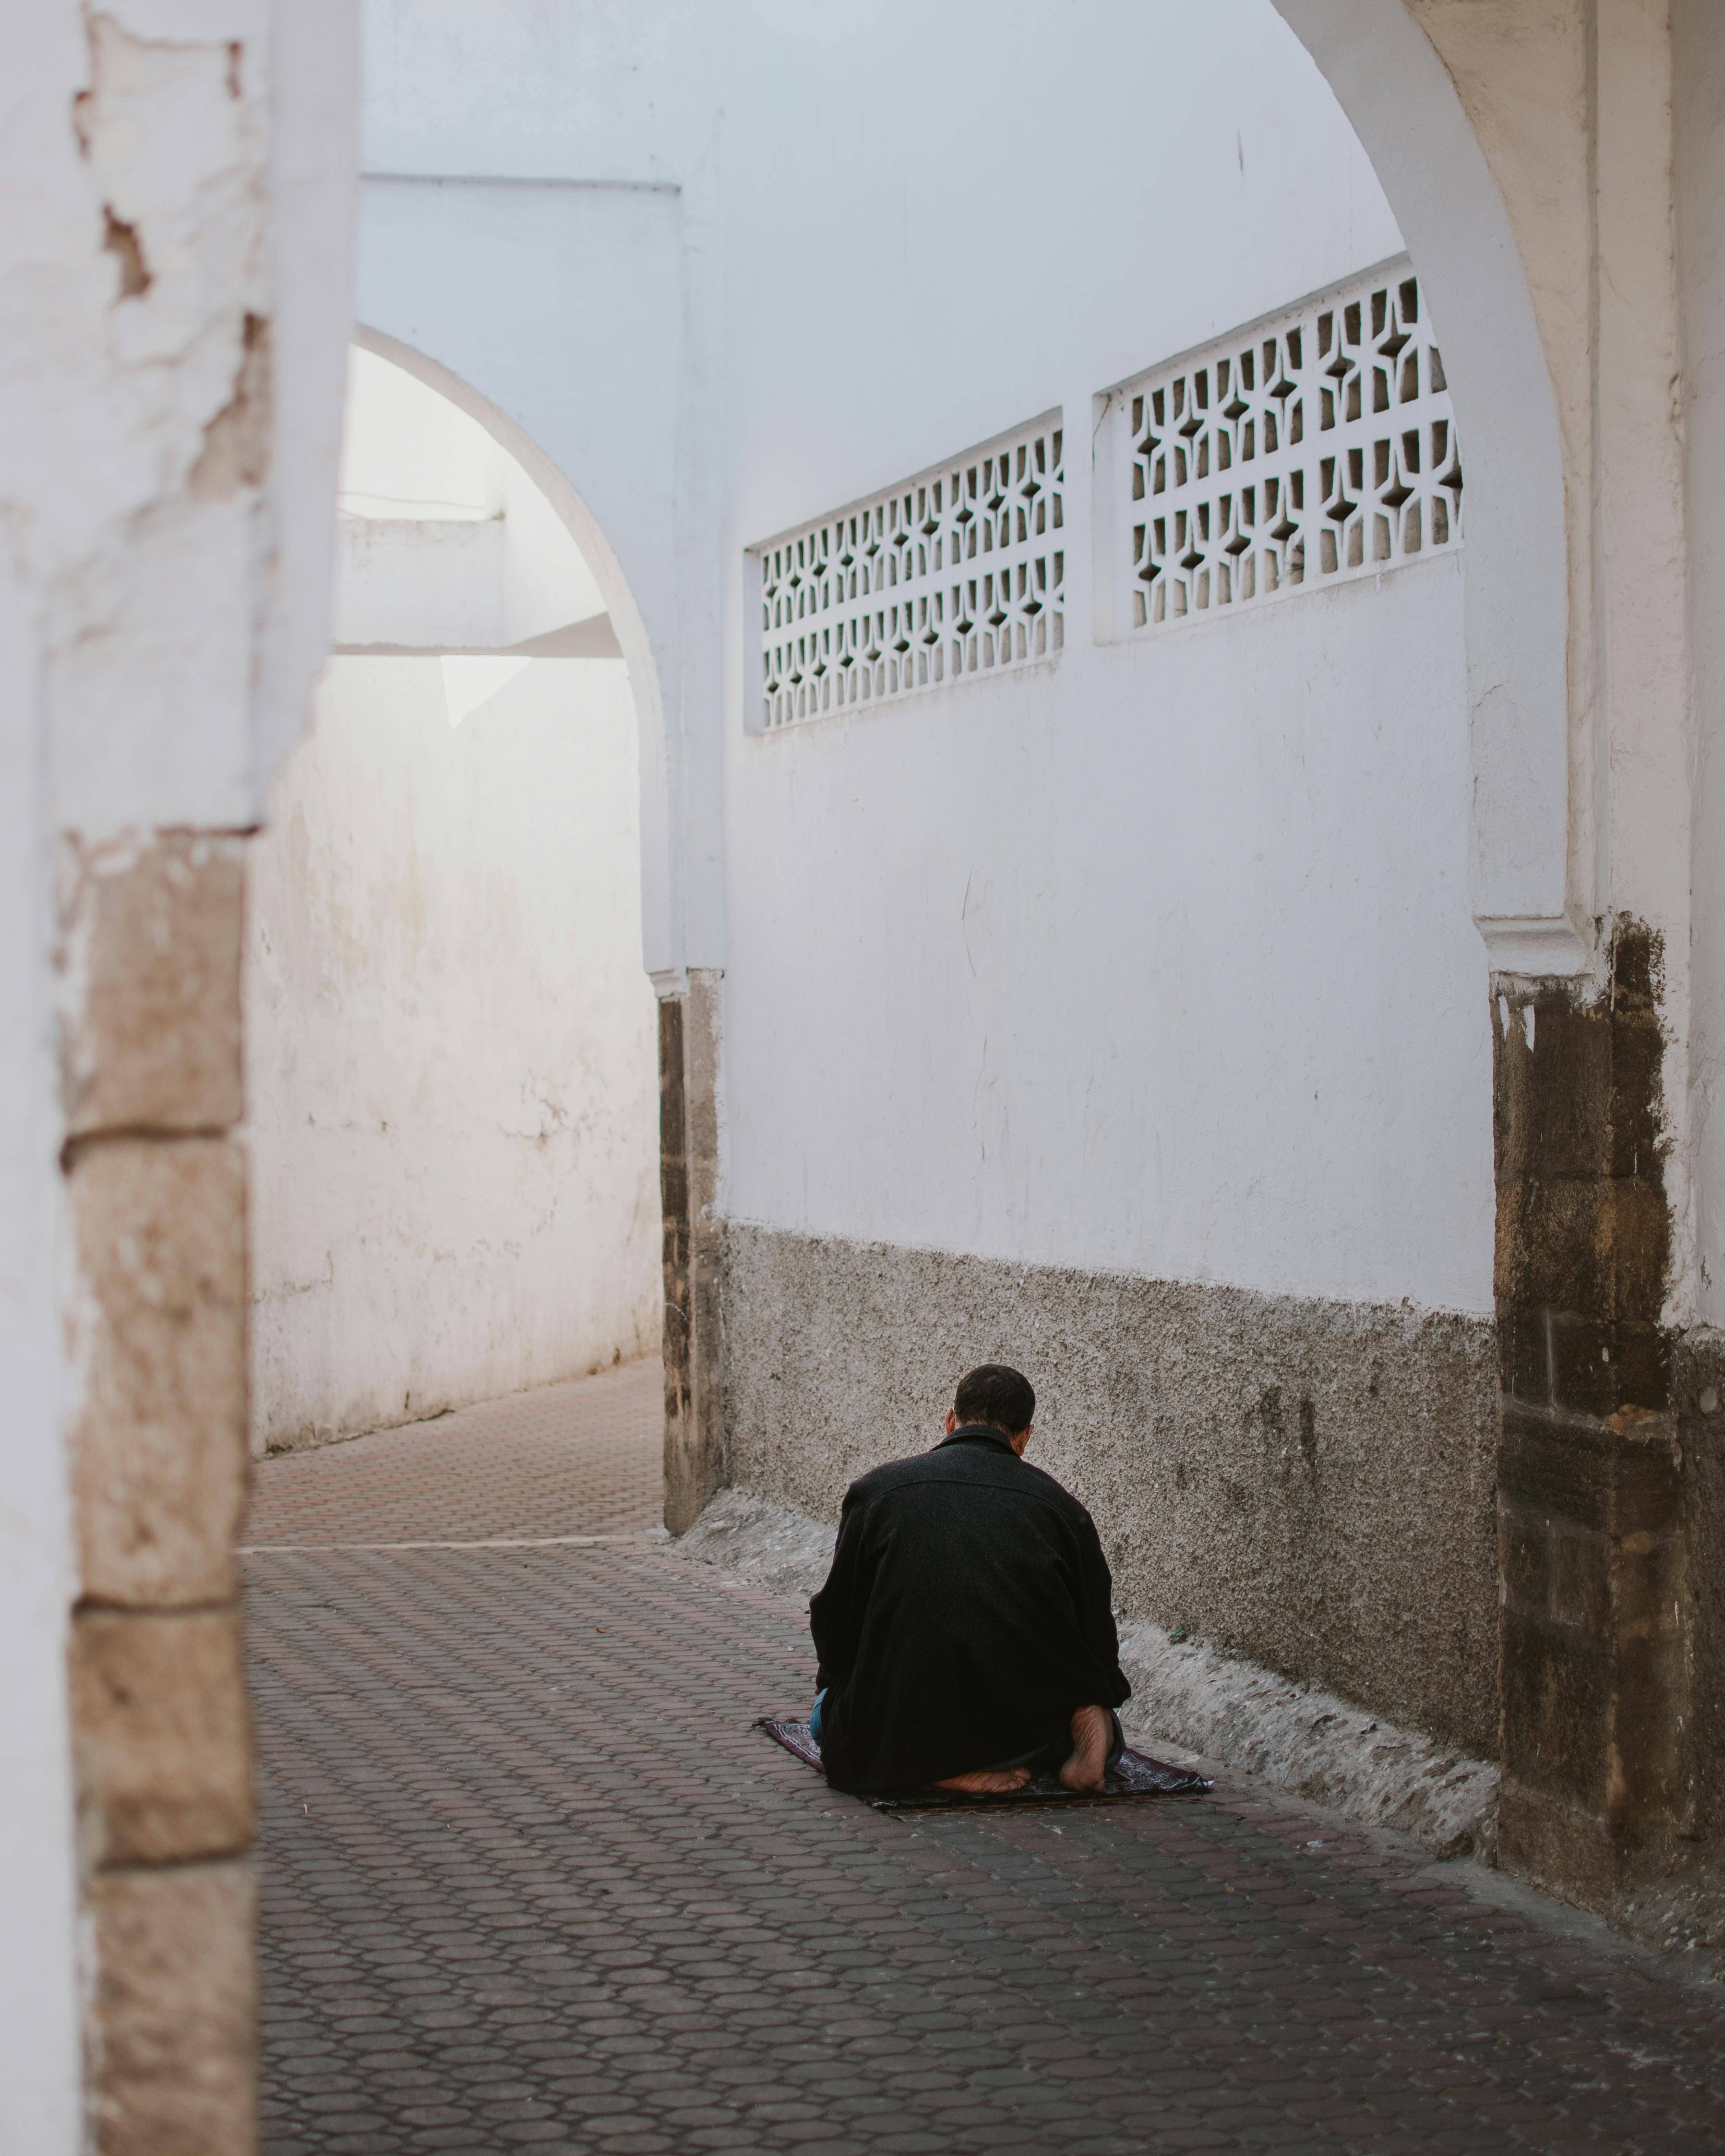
[722,1224,1500,1756]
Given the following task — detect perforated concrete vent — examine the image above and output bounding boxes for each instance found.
[1100,257,1462,636]
[751,412,1064,731]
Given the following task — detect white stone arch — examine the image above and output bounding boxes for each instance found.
[346,322,673,982]
[345,173,700,981]
[1273,0,1585,973]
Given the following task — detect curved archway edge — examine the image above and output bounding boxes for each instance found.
[1276,1,1725,1922]
[345,324,674,985]
[1273,0,1587,974]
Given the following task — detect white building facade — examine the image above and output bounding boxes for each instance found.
[7,0,1725,2143]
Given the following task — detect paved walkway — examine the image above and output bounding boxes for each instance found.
[248,1369,1725,2155]
[247,1363,666,1548]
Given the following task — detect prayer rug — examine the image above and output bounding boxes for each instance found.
[757,1719,1212,1810]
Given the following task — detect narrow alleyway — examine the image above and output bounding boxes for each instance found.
[247,1370,1725,2156]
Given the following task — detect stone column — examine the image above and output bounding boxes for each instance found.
[1493,922,1691,1907]
[658,969,725,1534]
[60,834,258,2156]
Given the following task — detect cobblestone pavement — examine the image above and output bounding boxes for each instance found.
[245,1360,664,1548]
[250,1375,1725,2156]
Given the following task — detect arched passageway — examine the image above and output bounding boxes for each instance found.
[25,0,1725,2147]
[244,347,662,1457]
[1272,0,1575,971]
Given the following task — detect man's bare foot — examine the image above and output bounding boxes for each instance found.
[1059,1705,1113,1793]
[935,1767,1032,1794]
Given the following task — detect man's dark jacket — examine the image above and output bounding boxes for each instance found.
[808,1425,1129,1793]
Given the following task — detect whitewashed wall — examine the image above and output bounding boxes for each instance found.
[713,13,1487,1315]
[353,0,1491,1318]
[725,557,1485,1310]
[246,654,660,1449]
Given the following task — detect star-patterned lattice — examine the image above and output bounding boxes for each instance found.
[756,418,1064,731]
[1121,265,1461,631]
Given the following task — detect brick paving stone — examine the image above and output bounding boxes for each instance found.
[252,1369,1725,2154]
[245,1361,664,1548]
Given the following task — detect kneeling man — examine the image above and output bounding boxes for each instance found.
[808,1364,1129,1796]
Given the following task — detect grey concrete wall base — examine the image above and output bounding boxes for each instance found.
[672,1487,1498,1863]
[722,1224,1499,1754]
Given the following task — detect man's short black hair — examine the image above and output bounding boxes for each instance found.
[954,1364,1035,1437]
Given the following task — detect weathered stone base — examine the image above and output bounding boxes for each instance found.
[1554,1324,1725,1961]
[59,833,257,2153]
[659,972,723,1534]
[1676,1328,1725,1850]
[1491,926,1697,1913]
[721,1224,1500,1756]
[1497,1408,1687,1901]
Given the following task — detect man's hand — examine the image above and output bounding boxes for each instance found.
[1058,1705,1113,1794]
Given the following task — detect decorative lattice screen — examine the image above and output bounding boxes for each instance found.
[753,414,1063,731]
[1109,260,1461,634]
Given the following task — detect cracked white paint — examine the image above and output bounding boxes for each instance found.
[0,3,355,2142]
[31,9,266,832]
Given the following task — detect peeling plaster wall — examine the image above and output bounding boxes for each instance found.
[245,655,661,1452]
[1,2,355,2144]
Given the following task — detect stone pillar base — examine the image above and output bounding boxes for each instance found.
[658,969,724,1534]
[1493,923,1691,1913]
[59,832,257,2153]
